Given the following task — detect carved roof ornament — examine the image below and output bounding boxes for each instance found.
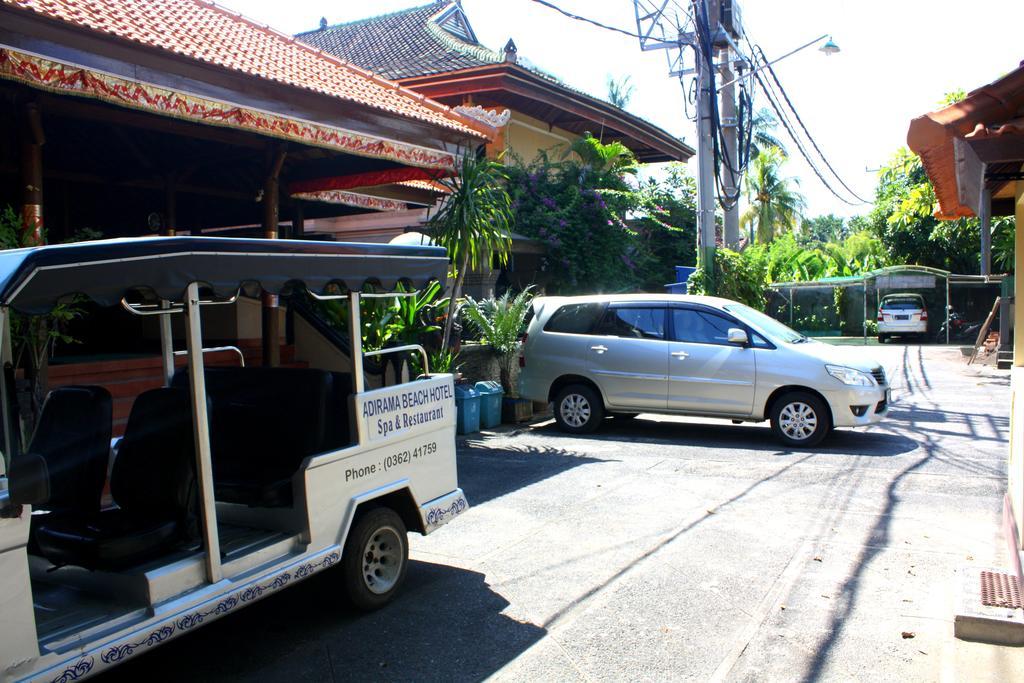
[453,105,511,128]
[503,39,518,64]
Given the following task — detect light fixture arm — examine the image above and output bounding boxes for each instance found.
[717,33,831,93]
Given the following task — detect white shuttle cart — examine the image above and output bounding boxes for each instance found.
[0,237,468,682]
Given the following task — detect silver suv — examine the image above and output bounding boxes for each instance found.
[518,294,890,447]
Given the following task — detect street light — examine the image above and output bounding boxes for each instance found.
[717,33,840,92]
[819,36,840,56]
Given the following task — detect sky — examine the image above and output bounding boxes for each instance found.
[223,0,1024,220]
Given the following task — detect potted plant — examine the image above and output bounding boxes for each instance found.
[462,286,535,423]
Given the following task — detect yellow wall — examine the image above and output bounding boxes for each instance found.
[1010,177,1024,552]
[500,110,576,165]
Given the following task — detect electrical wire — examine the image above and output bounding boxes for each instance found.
[752,67,862,206]
[528,0,643,39]
[753,46,871,204]
[526,0,759,210]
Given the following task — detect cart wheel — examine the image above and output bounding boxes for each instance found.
[341,507,408,611]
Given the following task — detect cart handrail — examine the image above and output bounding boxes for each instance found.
[363,344,429,377]
[120,293,240,316]
[172,345,245,367]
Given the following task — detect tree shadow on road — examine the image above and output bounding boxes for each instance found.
[456,441,605,507]
[99,560,545,683]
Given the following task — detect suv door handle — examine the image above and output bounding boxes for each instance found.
[671,350,689,359]
[590,345,608,353]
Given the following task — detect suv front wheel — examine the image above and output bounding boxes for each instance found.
[553,384,604,434]
[769,391,831,447]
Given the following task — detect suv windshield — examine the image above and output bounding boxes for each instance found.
[723,303,806,344]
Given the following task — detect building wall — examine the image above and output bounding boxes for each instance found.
[502,110,575,164]
[1011,175,1024,557]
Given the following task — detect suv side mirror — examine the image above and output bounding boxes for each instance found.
[727,328,749,345]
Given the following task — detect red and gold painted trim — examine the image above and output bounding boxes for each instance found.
[0,46,457,172]
[292,190,406,213]
[287,166,450,195]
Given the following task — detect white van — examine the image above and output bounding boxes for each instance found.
[0,237,467,681]
[518,294,890,447]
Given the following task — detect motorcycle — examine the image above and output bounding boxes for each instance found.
[934,308,985,344]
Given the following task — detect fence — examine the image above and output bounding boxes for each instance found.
[769,266,1004,345]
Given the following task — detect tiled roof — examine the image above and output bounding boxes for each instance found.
[2,0,490,138]
[297,2,502,81]
[908,62,1024,219]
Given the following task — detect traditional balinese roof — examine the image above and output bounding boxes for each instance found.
[298,2,501,81]
[298,1,694,163]
[1,0,492,139]
[907,61,1024,219]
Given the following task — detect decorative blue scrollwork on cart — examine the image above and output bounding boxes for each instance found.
[426,497,467,528]
[49,549,345,676]
[101,625,175,664]
[51,656,93,682]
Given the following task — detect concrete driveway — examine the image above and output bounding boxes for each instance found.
[106,345,1021,682]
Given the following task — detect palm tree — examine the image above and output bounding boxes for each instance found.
[561,133,638,181]
[606,75,635,109]
[428,150,514,350]
[750,108,788,159]
[741,146,805,244]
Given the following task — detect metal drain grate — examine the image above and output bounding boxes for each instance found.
[980,570,1023,609]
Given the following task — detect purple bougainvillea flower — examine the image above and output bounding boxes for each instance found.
[542,197,557,209]
[558,219,567,228]
[607,220,613,225]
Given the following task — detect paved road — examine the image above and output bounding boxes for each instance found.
[107,345,1020,682]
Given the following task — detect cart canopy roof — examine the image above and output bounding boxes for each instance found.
[0,237,448,313]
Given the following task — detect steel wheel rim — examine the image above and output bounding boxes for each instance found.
[560,393,591,428]
[362,525,403,595]
[779,401,818,441]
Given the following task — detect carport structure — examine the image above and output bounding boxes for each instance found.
[908,61,1024,604]
[769,265,1003,344]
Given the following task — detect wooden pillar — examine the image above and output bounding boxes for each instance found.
[980,188,992,276]
[261,146,287,367]
[21,102,44,246]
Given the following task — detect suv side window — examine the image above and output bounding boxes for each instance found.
[671,308,735,345]
[596,307,665,340]
[543,303,604,334]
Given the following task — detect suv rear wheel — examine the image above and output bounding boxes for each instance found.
[770,391,831,447]
[553,384,604,434]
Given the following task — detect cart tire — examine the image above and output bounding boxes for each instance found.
[553,384,604,434]
[770,391,831,448]
[341,507,409,611]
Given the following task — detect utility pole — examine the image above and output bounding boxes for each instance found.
[633,0,747,291]
[694,33,717,289]
[719,45,741,249]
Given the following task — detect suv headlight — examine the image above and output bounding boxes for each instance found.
[826,364,873,387]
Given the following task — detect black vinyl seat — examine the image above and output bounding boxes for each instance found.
[33,388,200,571]
[10,385,112,516]
[172,367,344,507]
